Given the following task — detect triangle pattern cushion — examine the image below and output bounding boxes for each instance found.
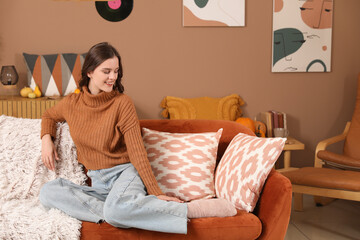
[215,133,286,212]
[23,53,86,96]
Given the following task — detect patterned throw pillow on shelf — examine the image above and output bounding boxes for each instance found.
[142,127,223,202]
[23,53,86,96]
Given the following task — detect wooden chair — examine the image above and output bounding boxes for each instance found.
[283,74,360,211]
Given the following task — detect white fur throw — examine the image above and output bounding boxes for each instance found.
[0,115,87,240]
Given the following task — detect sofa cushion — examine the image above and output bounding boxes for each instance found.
[142,127,223,201]
[215,133,286,212]
[23,52,86,96]
[81,210,262,240]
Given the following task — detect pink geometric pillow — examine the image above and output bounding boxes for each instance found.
[215,133,286,212]
[142,127,223,202]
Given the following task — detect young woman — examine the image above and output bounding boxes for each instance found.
[39,42,235,234]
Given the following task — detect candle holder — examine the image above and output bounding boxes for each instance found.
[1,66,19,86]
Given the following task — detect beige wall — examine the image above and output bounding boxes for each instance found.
[1,0,360,167]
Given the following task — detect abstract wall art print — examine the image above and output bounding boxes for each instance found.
[183,0,245,27]
[272,0,333,72]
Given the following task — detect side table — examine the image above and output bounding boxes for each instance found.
[276,137,305,172]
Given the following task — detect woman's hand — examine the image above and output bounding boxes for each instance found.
[157,195,184,203]
[41,134,59,171]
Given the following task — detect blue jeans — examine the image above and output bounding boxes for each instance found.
[39,163,188,234]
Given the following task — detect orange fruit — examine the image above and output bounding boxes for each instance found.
[74,89,80,94]
[235,117,256,133]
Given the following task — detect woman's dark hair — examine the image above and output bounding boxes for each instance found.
[79,42,124,93]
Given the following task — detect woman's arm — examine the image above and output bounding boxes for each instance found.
[124,126,183,202]
[41,134,59,171]
[123,125,164,196]
[117,95,176,197]
[40,97,69,170]
[41,96,71,139]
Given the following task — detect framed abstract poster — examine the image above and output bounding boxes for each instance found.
[183,0,245,27]
[272,0,333,72]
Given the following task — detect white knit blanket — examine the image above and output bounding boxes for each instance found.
[0,115,87,240]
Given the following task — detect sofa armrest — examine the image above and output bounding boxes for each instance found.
[253,169,292,240]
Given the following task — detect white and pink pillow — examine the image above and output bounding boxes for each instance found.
[215,133,286,212]
[142,127,223,202]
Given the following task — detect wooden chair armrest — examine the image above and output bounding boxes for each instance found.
[314,122,351,167]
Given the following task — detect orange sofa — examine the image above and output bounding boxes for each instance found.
[81,119,292,240]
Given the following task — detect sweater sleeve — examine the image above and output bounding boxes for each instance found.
[41,97,68,139]
[124,126,164,196]
[119,96,164,196]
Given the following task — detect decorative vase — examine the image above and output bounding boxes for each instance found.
[1,65,19,86]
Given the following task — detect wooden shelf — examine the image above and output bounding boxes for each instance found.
[283,137,305,151]
[0,95,63,119]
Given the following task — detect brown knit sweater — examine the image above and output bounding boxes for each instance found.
[41,86,163,196]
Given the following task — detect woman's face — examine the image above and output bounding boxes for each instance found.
[87,56,119,95]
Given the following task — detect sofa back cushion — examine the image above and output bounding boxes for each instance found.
[139,119,255,164]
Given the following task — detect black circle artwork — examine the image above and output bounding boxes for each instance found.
[95,0,133,22]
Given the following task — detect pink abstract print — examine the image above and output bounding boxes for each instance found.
[142,128,223,202]
[215,133,286,212]
[272,0,333,72]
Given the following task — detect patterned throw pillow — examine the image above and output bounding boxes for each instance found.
[23,53,86,96]
[142,127,223,202]
[215,133,286,212]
